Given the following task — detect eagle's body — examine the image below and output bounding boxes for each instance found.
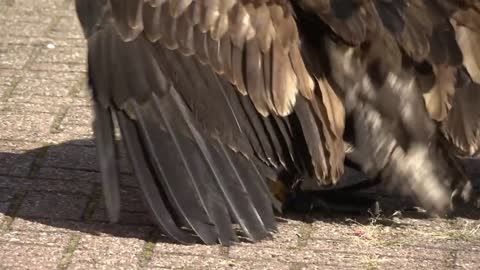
[75,0,480,245]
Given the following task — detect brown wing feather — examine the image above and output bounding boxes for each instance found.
[105,0,344,183]
[443,6,480,156]
[453,20,480,84]
[109,0,315,117]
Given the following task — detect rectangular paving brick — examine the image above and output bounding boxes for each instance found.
[41,141,132,173]
[0,139,45,152]
[35,46,86,64]
[457,248,480,269]
[16,191,88,220]
[49,15,85,39]
[149,254,291,270]
[69,232,147,269]
[0,229,69,269]
[36,166,99,182]
[56,118,95,139]
[1,17,53,37]
[36,163,135,187]
[0,243,65,270]
[0,111,56,141]
[0,230,69,246]
[43,143,98,171]
[29,62,85,73]
[75,82,91,98]
[0,146,39,178]
[12,72,81,97]
[0,73,20,97]
[92,187,153,226]
[254,223,304,248]
[0,175,93,195]
[149,244,223,269]
[1,101,63,113]
[5,95,90,108]
[0,188,14,203]
[7,0,67,11]
[61,105,93,126]
[0,188,15,224]
[229,244,366,266]
[10,218,152,239]
[69,262,140,270]
[0,44,35,69]
[10,218,84,233]
[46,124,94,144]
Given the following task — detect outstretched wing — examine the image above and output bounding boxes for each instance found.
[76,0,346,244]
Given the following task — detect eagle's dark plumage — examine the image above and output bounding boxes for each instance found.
[75,0,480,245]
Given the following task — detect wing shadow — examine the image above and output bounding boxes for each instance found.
[1,139,479,243]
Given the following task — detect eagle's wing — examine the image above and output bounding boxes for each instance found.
[76,0,346,245]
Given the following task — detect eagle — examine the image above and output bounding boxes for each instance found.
[75,0,480,245]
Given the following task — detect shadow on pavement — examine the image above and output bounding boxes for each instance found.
[1,139,479,243]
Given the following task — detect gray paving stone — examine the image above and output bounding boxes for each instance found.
[16,191,88,220]
[0,176,94,195]
[0,188,15,223]
[0,111,56,141]
[0,148,37,178]
[70,233,146,269]
[61,105,93,126]
[12,72,81,97]
[0,243,64,270]
[0,45,35,69]
[0,230,69,246]
[43,143,98,171]
[149,254,291,270]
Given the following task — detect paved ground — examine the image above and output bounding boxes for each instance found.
[0,0,480,269]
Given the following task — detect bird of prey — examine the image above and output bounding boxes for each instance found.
[75,0,480,245]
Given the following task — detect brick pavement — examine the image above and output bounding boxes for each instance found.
[0,1,479,269]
